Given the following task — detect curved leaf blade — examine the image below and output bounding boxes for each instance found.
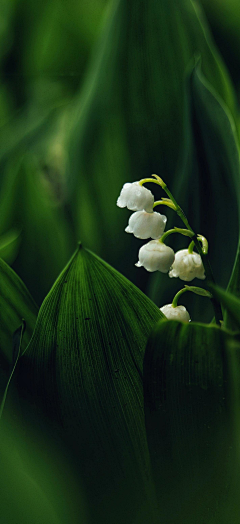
[0,257,38,361]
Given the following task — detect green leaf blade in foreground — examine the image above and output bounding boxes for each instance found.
[19,244,163,524]
[144,319,240,524]
[0,258,38,361]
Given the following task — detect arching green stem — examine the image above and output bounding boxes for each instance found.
[172,288,188,308]
[188,241,195,254]
[172,285,213,308]
[160,228,193,244]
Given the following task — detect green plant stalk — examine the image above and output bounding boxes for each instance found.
[172,287,188,308]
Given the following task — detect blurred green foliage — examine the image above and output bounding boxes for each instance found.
[1,0,240,522]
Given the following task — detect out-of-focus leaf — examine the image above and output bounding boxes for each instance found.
[67,0,236,293]
[0,154,73,303]
[0,228,21,264]
[149,63,240,322]
[0,257,38,362]
[200,0,240,89]
[0,417,87,524]
[0,86,67,175]
[0,321,25,419]
[18,244,163,524]
[0,430,61,524]
[209,283,240,331]
[144,319,240,523]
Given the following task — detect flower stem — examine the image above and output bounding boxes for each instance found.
[188,241,195,254]
[172,288,188,308]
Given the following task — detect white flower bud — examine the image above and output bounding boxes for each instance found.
[169,249,205,282]
[135,240,175,272]
[117,182,154,213]
[125,210,167,239]
[160,304,191,322]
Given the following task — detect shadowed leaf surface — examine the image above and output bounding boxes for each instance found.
[144,319,239,523]
[209,283,240,331]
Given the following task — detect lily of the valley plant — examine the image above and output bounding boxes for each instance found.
[117,174,220,323]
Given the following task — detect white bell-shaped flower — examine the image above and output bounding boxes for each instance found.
[125,210,167,239]
[169,249,205,282]
[160,304,190,322]
[135,240,175,272]
[117,182,154,213]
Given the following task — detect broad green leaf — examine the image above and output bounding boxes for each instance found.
[0,257,38,362]
[0,154,73,303]
[0,228,21,264]
[67,0,236,292]
[144,319,240,523]
[18,244,163,524]
[149,63,240,323]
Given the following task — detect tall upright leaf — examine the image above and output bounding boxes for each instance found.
[18,244,163,524]
[148,63,240,322]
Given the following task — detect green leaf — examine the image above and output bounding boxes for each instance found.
[0,257,38,362]
[67,0,236,291]
[209,283,240,331]
[0,228,21,264]
[18,244,163,524]
[144,319,239,523]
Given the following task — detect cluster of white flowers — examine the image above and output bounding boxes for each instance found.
[117,180,208,323]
